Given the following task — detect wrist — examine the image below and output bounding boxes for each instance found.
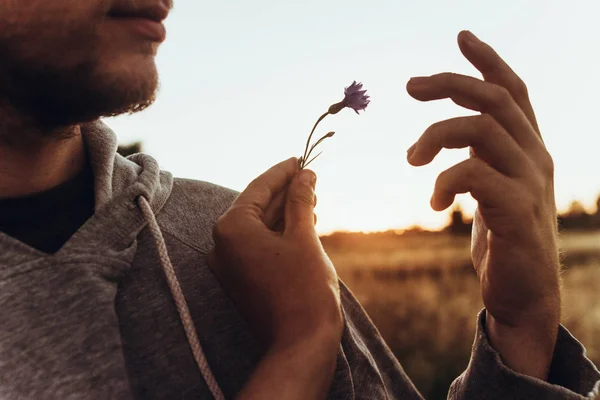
[487,293,561,336]
[270,317,343,359]
[272,292,344,352]
[486,309,559,381]
[237,322,342,400]
[262,324,342,397]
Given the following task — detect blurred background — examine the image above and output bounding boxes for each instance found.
[110,1,600,398]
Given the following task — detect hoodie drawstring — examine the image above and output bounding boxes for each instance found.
[138,196,225,400]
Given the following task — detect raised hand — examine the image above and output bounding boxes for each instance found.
[406,31,561,380]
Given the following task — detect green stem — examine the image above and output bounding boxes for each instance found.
[301,112,330,168]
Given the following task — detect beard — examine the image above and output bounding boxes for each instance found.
[0,59,158,131]
[0,15,159,134]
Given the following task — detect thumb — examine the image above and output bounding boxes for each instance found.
[284,169,317,235]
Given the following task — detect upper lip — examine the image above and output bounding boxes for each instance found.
[108,2,170,22]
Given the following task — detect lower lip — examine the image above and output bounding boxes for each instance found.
[112,17,166,42]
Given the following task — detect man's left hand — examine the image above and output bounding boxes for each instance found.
[406,30,561,380]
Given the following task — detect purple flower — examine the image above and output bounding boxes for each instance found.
[299,80,370,169]
[327,81,371,115]
[343,81,370,114]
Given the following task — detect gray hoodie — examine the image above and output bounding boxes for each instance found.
[0,121,598,400]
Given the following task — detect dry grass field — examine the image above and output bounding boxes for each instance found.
[321,230,600,400]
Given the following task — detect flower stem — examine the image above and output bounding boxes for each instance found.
[303,151,323,168]
[301,112,330,169]
[304,132,335,166]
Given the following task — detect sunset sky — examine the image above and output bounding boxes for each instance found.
[105,1,600,234]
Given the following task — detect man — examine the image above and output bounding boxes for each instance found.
[0,0,597,399]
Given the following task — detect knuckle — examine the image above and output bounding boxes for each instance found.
[465,158,482,178]
[478,113,498,131]
[527,167,547,195]
[439,72,458,85]
[246,177,262,191]
[422,121,442,144]
[436,168,453,192]
[247,177,274,198]
[429,118,449,135]
[513,77,529,98]
[212,209,239,242]
[465,160,488,193]
[425,120,440,136]
[291,190,316,207]
[212,217,230,240]
[253,180,272,198]
[489,84,513,107]
[540,152,555,177]
[212,217,228,242]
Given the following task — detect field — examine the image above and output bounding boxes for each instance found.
[321,230,600,400]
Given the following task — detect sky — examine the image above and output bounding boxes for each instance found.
[105,0,600,234]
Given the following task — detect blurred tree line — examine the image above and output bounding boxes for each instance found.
[557,198,600,230]
[448,196,600,234]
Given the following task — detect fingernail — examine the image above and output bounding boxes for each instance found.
[288,157,299,165]
[408,77,428,88]
[407,143,417,161]
[463,30,480,46]
[298,170,316,189]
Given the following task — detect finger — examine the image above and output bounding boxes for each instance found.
[265,190,318,231]
[284,169,318,236]
[408,114,528,177]
[264,188,288,230]
[470,208,488,274]
[406,73,541,151]
[269,213,317,234]
[273,218,286,233]
[431,158,519,212]
[457,30,540,134]
[235,157,298,212]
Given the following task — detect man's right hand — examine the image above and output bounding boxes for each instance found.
[209,157,343,400]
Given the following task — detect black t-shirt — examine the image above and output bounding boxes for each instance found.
[0,164,95,254]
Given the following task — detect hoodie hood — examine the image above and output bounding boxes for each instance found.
[0,120,172,265]
[83,120,173,216]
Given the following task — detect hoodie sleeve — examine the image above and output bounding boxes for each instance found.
[328,281,426,399]
[335,283,600,400]
[448,311,600,400]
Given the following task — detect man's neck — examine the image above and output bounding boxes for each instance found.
[0,125,86,199]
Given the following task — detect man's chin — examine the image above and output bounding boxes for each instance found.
[92,57,159,117]
[39,66,159,126]
[24,82,158,129]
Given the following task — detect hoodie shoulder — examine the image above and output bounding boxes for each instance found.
[156,178,239,253]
